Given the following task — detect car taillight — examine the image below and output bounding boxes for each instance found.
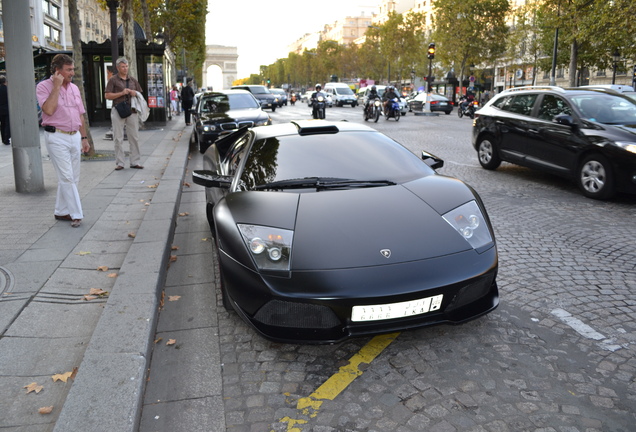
[430,101,438,105]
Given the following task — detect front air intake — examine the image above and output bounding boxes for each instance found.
[253,300,340,329]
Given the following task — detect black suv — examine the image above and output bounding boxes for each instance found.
[472,86,636,199]
[230,85,279,112]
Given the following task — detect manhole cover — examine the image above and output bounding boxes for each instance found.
[0,266,15,296]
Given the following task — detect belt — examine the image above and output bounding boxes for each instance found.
[56,129,78,135]
[44,125,78,135]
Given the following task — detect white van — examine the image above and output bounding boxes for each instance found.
[323,83,358,107]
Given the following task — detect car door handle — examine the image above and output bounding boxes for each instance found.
[528,129,539,134]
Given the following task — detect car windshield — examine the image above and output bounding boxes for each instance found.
[572,94,636,125]
[335,87,354,95]
[251,87,269,95]
[239,131,434,190]
[200,94,259,113]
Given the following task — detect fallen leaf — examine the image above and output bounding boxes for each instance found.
[51,371,73,383]
[178,212,189,217]
[70,367,78,380]
[171,245,179,251]
[128,232,136,238]
[38,406,54,414]
[169,255,177,263]
[168,295,181,302]
[83,295,97,301]
[147,183,159,189]
[183,182,191,188]
[154,337,163,344]
[89,288,109,297]
[96,266,109,272]
[166,339,176,346]
[144,202,150,206]
[202,238,209,242]
[24,382,43,394]
[75,251,91,256]
[107,273,118,278]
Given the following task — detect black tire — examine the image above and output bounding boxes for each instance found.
[320,109,325,119]
[577,154,615,200]
[458,109,463,118]
[468,110,475,119]
[395,110,400,121]
[374,108,380,123]
[363,108,369,121]
[445,111,451,115]
[477,136,501,170]
[271,106,276,112]
[352,102,357,108]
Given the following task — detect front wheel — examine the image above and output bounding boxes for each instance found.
[395,110,400,121]
[477,136,501,170]
[468,109,475,119]
[374,108,381,123]
[577,154,615,200]
[458,108,464,118]
[271,106,276,112]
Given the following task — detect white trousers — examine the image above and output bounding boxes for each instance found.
[111,109,140,167]
[45,131,84,220]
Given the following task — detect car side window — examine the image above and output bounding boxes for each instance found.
[226,136,250,177]
[491,96,510,109]
[504,94,537,116]
[537,95,572,121]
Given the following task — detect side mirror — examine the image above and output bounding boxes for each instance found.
[192,170,232,189]
[554,114,576,127]
[421,151,444,170]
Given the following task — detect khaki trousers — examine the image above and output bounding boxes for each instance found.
[111,108,140,167]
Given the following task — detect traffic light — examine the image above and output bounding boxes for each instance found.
[427,43,436,60]
[267,78,271,84]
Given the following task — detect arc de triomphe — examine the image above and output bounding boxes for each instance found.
[203,45,238,90]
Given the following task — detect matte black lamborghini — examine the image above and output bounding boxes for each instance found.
[193,120,499,343]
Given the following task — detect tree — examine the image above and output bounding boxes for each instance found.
[68,0,95,155]
[432,0,510,95]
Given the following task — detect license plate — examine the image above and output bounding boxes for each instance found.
[439,102,447,106]
[351,294,443,322]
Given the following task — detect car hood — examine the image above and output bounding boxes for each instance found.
[225,176,479,270]
[199,108,266,123]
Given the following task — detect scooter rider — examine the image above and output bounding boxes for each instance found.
[382,85,400,113]
[311,84,325,104]
[364,85,380,112]
[311,84,326,117]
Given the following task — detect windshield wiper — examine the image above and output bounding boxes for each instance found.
[253,177,396,191]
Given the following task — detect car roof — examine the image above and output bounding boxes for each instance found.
[199,89,253,97]
[251,120,376,140]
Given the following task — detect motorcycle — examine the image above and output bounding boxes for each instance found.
[290,93,297,106]
[457,99,478,119]
[312,95,326,119]
[384,98,401,121]
[364,99,382,123]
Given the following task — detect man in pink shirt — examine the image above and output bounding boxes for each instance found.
[36,54,90,228]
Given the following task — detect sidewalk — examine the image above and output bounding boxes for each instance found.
[0,116,191,431]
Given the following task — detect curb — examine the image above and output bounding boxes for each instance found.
[52,126,192,432]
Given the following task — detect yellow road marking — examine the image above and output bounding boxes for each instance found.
[274,332,400,431]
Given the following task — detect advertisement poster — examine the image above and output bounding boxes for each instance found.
[105,62,113,109]
[147,61,164,108]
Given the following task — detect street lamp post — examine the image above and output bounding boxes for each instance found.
[107,1,119,66]
[611,49,621,85]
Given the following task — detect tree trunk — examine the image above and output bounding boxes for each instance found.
[121,0,137,79]
[569,40,578,87]
[139,0,152,42]
[67,0,94,155]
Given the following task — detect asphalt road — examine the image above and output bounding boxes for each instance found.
[139,103,636,432]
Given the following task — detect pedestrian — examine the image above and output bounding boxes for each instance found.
[181,80,195,126]
[0,75,10,145]
[170,85,179,116]
[105,57,144,171]
[36,54,90,228]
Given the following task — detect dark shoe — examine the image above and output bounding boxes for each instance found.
[186,123,191,126]
[71,219,81,228]
[55,214,72,221]
[130,164,144,169]
[115,165,124,170]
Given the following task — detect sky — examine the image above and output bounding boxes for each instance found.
[205,0,377,83]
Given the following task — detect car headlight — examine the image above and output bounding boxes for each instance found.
[238,224,293,271]
[255,119,270,126]
[615,141,636,154]
[203,125,216,132]
[442,201,493,250]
